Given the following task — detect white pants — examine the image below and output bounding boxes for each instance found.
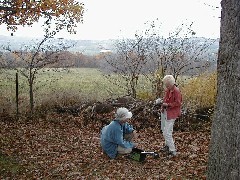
[161,111,176,152]
[117,146,132,154]
[161,109,167,132]
[117,133,134,154]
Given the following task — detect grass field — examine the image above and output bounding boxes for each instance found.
[0,68,217,116]
[0,68,153,114]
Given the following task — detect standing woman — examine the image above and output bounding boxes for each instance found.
[160,75,182,157]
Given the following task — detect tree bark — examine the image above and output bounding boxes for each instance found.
[207,0,240,179]
[29,69,34,118]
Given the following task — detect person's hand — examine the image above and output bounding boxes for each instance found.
[155,98,162,105]
[133,143,138,147]
[162,103,168,107]
[133,130,138,139]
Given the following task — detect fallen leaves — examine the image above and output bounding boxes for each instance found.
[0,114,211,179]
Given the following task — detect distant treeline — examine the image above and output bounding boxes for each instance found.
[0,50,217,76]
[0,51,101,68]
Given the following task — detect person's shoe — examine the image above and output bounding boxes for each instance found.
[160,145,169,152]
[168,151,177,157]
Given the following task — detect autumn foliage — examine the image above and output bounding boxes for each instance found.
[181,72,217,110]
[0,0,84,33]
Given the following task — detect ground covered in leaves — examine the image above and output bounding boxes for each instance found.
[0,113,211,179]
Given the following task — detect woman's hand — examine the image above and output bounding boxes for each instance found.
[162,103,168,107]
[133,130,138,139]
[133,142,138,148]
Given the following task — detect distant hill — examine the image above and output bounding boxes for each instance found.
[69,39,115,55]
[0,35,219,56]
[0,35,115,55]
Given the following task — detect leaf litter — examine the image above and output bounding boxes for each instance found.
[0,114,210,179]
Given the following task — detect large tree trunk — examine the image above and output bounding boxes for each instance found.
[207,0,240,179]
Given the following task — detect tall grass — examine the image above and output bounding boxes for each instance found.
[181,72,217,110]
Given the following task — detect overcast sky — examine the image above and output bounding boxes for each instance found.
[0,0,221,40]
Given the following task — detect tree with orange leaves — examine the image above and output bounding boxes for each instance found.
[0,0,84,34]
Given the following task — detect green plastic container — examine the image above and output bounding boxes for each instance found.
[128,148,146,162]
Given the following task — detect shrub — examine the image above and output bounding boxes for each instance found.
[181,72,217,110]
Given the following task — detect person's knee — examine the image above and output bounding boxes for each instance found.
[118,148,132,154]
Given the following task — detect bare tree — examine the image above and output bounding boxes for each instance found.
[100,21,217,98]
[207,0,240,179]
[148,21,217,81]
[5,33,74,117]
[101,34,151,98]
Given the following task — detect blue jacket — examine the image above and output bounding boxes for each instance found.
[100,120,135,159]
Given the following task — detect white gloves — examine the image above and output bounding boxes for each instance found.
[155,98,163,105]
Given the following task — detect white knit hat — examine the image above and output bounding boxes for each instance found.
[115,107,132,120]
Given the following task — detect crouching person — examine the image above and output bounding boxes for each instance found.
[100,107,138,159]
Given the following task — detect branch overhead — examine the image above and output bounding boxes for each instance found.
[0,0,84,33]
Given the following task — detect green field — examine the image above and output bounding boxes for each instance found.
[0,68,153,114]
[0,68,217,116]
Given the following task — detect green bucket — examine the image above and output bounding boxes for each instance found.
[128,148,146,162]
